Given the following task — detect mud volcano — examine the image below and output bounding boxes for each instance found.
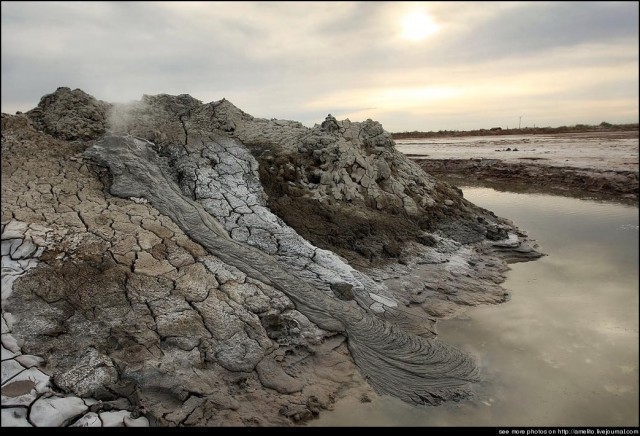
[1,87,542,426]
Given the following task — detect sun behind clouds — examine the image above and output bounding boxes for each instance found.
[401,12,439,41]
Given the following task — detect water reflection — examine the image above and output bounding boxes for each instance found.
[310,188,639,427]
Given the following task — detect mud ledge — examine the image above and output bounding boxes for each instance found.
[411,158,639,205]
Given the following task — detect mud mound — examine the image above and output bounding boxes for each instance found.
[1,88,542,427]
[25,87,111,141]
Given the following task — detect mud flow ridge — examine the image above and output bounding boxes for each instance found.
[84,134,480,405]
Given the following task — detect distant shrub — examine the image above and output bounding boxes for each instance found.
[599,121,613,128]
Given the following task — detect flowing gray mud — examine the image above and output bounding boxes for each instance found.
[85,134,479,404]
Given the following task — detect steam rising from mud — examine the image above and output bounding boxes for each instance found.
[107,100,149,134]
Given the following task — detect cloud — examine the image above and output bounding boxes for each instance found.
[1,1,637,131]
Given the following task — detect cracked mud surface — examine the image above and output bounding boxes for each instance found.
[2,87,543,426]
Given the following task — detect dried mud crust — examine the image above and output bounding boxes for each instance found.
[1,116,364,426]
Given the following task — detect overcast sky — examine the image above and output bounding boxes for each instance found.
[1,1,638,131]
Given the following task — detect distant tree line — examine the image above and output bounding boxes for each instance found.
[391,121,639,139]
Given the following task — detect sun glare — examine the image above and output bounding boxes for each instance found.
[401,12,439,41]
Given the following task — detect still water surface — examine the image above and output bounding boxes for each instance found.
[311,188,639,427]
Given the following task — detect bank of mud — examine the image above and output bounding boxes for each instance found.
[411,158,638,205]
